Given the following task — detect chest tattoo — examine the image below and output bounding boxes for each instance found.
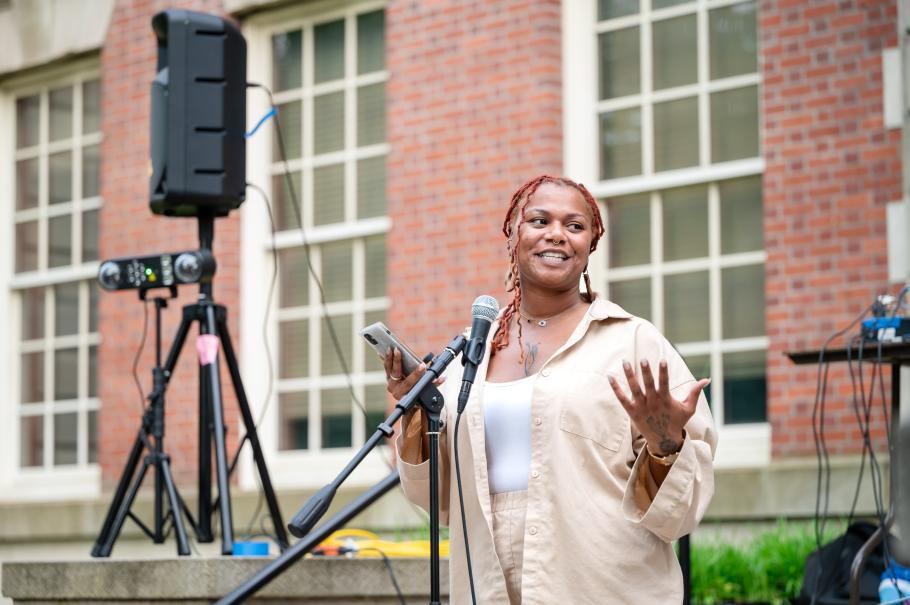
[523,342,539,376]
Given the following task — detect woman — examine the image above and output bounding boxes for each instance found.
[386,175,716,605]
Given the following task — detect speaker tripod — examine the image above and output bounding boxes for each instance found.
[92,213,289,556]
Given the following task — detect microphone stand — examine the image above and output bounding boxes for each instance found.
[215,333,466,605]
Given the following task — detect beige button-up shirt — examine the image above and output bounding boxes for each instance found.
[397,297,717,604]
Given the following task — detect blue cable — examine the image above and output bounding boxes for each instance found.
[245,107,277,139]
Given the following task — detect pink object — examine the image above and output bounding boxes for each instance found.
[196,334,220,365]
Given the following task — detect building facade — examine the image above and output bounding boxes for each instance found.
[0,0,903,566]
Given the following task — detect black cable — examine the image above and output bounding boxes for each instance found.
[131,299,150,411]
[453,412,478,605]
[357,547,408,605]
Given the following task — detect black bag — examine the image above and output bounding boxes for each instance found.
[795,521,885,605]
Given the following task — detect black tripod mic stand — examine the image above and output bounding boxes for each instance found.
[215,333,467,605]
[92,288,192,556]
[93,212,289,556]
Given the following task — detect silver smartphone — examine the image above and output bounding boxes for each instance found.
[360,322,423,377]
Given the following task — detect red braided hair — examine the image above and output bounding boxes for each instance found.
[490,175,605,359]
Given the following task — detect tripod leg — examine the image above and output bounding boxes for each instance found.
[94,457,153,557]
[203,305,234,554]
[159,455,191,556]
[92,429,147,556]
[217,314,290,550]
[198,344,214,543]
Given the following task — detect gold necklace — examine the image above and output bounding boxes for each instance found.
[518,303,578,327]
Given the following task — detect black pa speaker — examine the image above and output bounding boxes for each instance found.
[149,9,247,217]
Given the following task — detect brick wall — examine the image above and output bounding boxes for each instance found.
[98,0,241,487]
[762,0,901,457]
[385,0,564,358]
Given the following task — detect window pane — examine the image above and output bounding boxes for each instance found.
[82,79,101,134]
[321,314,352,376]
[365,235,386,298]
[357,10,385,74]
[20,416,43,467]
[274,100,302,160]
[654,96,698,172]
[664,271,710,343]
[54,412,78,465]
[55,282,79,336]
[321,388,352,448]
[279,247,309,308]
[722,264,765,338]
[357,83,385,146]
[22,287,45,340]
[279,391,309,451]
[599,0,638,19]
[710,2,758,79]
[272,171,302,231]
[89,284,98,332]
[711,86,759,162]
[15,221,39,273]
[48,215,72,268]
[49,87,73,142]
[83,143,100,198]
[314,163,345,225]
[363,310,386,372]
[21,352,44,403]
[49,151,73,204]
[720,175,763,253]
[314,92,345,154]
[609,277,651,320]
[607,193,650,267]
[723,350,766,423]
[321,240,353,302]
[653,15,697,91]
[314,19,345,84]
[357,156,386,218]
[662,185,708,261]
[16,157,39,210]
[364,383,387,440]
[653,0,690,7]
[683,354,712,403]
[279,319,309,378]
[88,345,98,398]
[54,347,78,400]
[16,94,40,149]
[82,209,99,262]
[88,410,98,463]
[598,27,640,100]
[272,30,302,92]
[599,108,642,179]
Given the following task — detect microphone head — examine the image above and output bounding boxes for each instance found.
[472,295,499,323]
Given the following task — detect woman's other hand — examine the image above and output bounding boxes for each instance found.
[383,348,446,401]
[608,358,710,456]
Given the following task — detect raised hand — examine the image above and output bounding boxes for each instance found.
[608,359,710,456]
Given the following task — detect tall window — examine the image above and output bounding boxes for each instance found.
[269,7,388,453]
[592,0,766,427]
[12,75,101,470]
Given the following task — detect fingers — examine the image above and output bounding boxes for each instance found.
[622,360,645,401]
[607,374,633,412]
[658,359,670,398]
[685,378,711,411]
[390,363,427,400]
[640,359,657,398]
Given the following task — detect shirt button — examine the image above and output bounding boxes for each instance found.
[534,417,542,426]
[531,470,540,479]
[540,368,550,377]
[528,526,538,535]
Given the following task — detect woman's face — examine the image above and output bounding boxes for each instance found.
[513,183,594,293]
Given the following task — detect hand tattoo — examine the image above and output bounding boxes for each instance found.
[523,342,539,376]
[646,413,680,455]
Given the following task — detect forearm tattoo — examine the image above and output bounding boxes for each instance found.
[646,412,680,455]
[524,342,539,376]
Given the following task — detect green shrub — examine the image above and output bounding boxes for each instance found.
[691,520,842,605]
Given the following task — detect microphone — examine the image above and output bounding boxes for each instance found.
[458,295,499,413]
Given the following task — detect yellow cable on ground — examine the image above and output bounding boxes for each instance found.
[314,528,449,558]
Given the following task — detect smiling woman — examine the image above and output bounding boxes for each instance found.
[389,175,717,605]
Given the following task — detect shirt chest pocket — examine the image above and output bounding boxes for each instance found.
[556,371,629,452]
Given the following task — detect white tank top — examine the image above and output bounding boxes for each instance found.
[482,374,535,494]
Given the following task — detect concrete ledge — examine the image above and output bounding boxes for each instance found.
[2,557,448,604]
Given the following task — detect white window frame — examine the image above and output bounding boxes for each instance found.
[0,57,102,501]
[563,0,769,468]
[240,0,391,491]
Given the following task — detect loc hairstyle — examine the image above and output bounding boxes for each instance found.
[490,175,605,360]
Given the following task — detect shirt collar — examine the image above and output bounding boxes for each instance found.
[588,293,634,320]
